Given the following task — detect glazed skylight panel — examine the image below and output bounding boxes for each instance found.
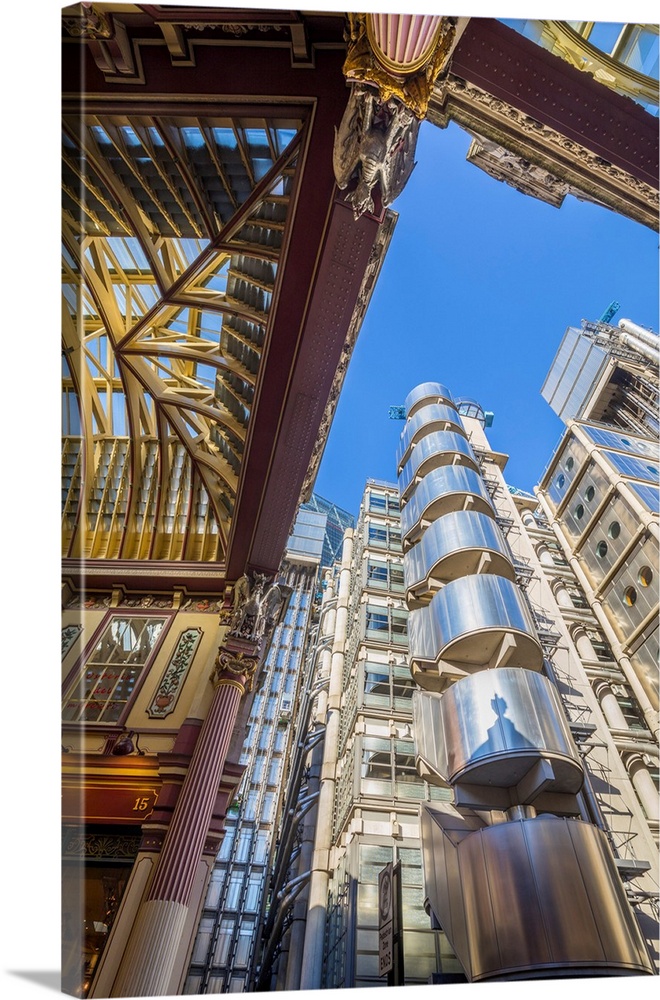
[62,110,303,563]
[64,115,303,239]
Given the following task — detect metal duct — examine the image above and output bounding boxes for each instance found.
[405,381,455,417]
[618,318,659,350]
[408,574,544,691]
[398,431,479,502]
[396,403,466,473]
[617,330,659,364]
[420,806,654,981]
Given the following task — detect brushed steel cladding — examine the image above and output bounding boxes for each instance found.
[413,670,584,793]
[398,431,479,503]
[396,403,466,473]
[404,381,455,418]
[400,465,494,549]
[420,807,655,981]
[403,510,515,606]
[409,574,544,685]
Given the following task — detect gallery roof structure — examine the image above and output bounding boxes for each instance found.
[62,6,658,596]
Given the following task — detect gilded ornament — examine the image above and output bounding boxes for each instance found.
[334,14,458,218]
[63,4,113,38]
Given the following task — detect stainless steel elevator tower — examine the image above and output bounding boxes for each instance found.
[399,382,655,981]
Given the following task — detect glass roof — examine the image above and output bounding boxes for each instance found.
[62,114,303,562]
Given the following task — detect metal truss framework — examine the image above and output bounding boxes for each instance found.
[62,109,306,563]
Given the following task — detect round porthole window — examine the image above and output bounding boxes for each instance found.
[585,486,595,502]
[624,586,637,607]
[575,503,584,520]
[639,566,653,588]
[621,438,631,448]
[596,541,608,558]
[556,473,565,489]
[608,521,621,539]
[566,457,574,471]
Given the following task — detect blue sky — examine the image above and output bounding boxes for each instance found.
[315,116,659,516]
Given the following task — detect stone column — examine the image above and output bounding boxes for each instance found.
[623,752,660,823]
[570,622,600,663]
[110,643,258,997]
[551,577,573,609]
[593,679,630,731]
[300,531,353,991]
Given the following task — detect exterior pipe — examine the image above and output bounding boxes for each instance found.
[617,330,659,364]
[299,529,353,992]
[542,656,609,832]
[256,877,310,991]
[618,318,660,350]
[258,583,337,991]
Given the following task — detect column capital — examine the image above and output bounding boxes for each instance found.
[212,640,259,693]
[621,750,650,774]
[592,677,614,700]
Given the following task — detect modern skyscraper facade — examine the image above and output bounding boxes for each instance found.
[263,340,658,987]
[539,318,658,727]
[183,497,353,994]
[60,7,658,996]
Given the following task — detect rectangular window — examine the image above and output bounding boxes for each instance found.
[365,605,408,644]
[366,559,404,594]
[368,525,388,548]
[368,492,400,515]
[367,559,389,589]
[567,584,589,609]
[614,685,649,731]
[586,627,615,662]
[213,918,234,967]
[368,493,387,512]
[234,917,255,967]
[191,917,214,964]
[365,605,389,638]
[62,616,167,724]
[225,872,244,909]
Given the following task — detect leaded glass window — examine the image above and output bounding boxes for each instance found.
[62,616,166,723]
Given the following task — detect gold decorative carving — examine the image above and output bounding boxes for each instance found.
[342,13,456,119]
[212,648,259,692]
[63,4,113,39]
[334,14,458,218]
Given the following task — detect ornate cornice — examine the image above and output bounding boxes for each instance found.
[430,75,659,231]
[63,4,113,39]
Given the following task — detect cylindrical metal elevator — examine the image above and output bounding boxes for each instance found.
[398,382,654,981]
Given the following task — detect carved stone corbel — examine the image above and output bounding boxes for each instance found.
[333,14,465,218]
[63,3,137,79]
